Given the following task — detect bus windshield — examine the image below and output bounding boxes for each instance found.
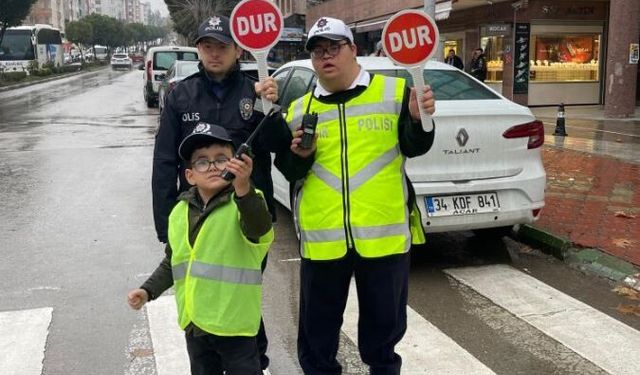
[0,30,35,61]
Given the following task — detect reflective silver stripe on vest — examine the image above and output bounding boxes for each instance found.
[302,222,409,243]
[189,261,262,285]
[351,222,411,239]
[172,262,188,280]
[291,101,397,127]
[311,146,400,193]
[382,75,403,114]
[349,147,400,191]
[300,227,346,243]
[311,163,342,192]
[289,98,306,131]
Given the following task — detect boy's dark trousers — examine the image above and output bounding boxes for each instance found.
[297,250,409,375]
[186,329,262,375]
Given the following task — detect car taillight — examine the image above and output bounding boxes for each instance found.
[502,120,544,149]
[146,60,152,81]
[532,208,542,218]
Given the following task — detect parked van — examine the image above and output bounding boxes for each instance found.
[142,46,199,108]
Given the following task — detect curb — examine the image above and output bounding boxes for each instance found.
[516,224,639,282]
[0,66,108,93]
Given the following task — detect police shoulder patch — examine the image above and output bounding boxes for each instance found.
[239,97,254,120]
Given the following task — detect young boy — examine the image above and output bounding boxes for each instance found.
[128,123,274,375]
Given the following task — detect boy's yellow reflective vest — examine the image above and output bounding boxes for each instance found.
[168,196,273,336]
[285,74,426,261]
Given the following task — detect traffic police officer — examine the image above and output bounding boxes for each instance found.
[272,17,436,374]
[152,15,289,371]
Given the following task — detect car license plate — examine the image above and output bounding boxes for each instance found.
[425,192,500,217]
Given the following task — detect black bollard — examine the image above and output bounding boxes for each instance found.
[553,103,568,136]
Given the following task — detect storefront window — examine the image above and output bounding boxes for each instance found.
[480,35,505,82]
[443,40,461,58]
[529,34,600,82]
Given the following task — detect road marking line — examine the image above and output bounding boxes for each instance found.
[146,296,190,375]
[445,264,640,375]
[0,307,52,375]
[342,281,495,374]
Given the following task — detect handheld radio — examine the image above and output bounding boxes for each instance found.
[299,112,318,149]
[221,106,277,181]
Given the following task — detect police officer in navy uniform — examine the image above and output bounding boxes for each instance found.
[152,15,289,372]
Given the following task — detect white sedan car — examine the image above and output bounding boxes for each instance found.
[110,53,132,70]
[270,57,546,236]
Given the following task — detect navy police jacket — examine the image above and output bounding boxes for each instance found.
[152,62,291,243]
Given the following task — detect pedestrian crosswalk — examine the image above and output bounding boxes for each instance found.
[2,265,640,375]
[0,307,52,375]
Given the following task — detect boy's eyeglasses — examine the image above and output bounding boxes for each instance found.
[191,157,230,173]
[310,42,349,59]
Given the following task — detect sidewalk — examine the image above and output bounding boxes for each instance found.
[520,105,640,280]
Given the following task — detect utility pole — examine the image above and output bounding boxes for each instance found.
[424,0,443,61]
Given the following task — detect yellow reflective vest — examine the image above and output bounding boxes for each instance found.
[168,195,273,336]
[285,74,426,260]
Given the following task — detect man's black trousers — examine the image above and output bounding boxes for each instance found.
[297,250,410,375]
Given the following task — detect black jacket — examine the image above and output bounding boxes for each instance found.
[469,54,487,82]
[445,55,464,70]
[152,62,290,243]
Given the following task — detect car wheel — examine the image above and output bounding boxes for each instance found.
[146,96,154,108]
[473,225,514,239]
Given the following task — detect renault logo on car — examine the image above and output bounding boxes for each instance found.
[456,128,469,147]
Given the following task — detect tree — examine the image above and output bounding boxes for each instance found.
[165,0,238,42]
[65,19,93,62]
[0,0,38,47]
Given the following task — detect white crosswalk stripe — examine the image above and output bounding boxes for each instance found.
[146,295,190,375]
[8,265,639,375]
[445,264,640,375]
[343,281,496,374]
[0,307,52,375]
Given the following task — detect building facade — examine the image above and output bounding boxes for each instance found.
[304,0,639,116]
[25,0,66,31]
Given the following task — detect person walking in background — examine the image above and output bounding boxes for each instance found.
[369,40,386,56]
[151,15,290,372]
[445,48,464,70]
[270,16,436,374]
[129,124,274,375]
[469,47,487,82]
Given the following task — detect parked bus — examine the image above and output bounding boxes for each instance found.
[0,24,63,73]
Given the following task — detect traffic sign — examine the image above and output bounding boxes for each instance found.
[382,10,439,130]
[230,0,284,112]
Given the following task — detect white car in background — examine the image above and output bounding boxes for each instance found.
[142,46,199,108]
[110,53,132,70]
[270,57,546,237]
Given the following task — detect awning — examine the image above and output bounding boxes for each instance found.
[349,1,452,33]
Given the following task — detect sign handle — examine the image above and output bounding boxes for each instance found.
[408,66,433,132]
[252,49,273,114]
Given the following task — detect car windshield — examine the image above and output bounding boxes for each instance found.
[178,62,199,77]
[368,69,499,100]
[113,54,128,59]
[154,51,198,70]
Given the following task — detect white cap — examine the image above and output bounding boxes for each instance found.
[305,17,354,51]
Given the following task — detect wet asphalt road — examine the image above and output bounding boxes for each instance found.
[0,69,638,375]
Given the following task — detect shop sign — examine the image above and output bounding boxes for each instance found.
[485,24,511,36]
[281,27,304,42]
[630,44,639,65]
[513,23,530,95]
